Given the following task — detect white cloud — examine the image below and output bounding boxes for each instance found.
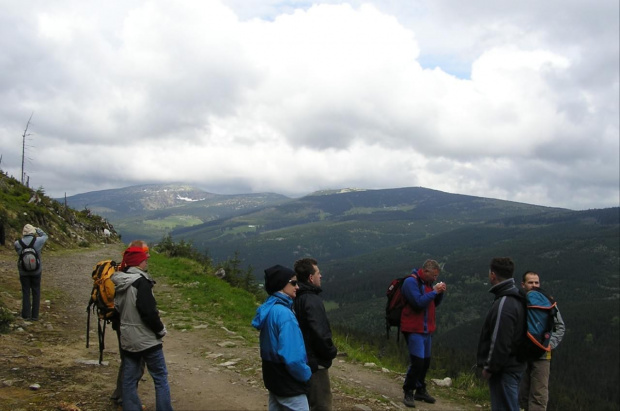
[0,0,617,210]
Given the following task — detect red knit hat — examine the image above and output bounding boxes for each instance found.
[121,246,149,268]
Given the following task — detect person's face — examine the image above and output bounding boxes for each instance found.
[309,265,322,287]
[282,276,299,299]
[489,270,498,285]
[423,268,440,283]
[522,273,540,291]
[139,257,149,271]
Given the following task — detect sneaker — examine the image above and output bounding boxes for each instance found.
[403,391,416,408]
[414,388,436,404]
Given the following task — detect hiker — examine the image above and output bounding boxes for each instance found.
[252,265,312,411]
[519,271,566,411]
[477,257,526,411]
[14,224,48,320]
[110,240,148,406]
[400,259,446,408]
[112,244,173,411]
[293,258,338,411]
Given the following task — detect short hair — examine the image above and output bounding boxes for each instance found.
[522,270,538,283]
[490,257,515,280]
[422,259,440,271]
[294,258,318,283]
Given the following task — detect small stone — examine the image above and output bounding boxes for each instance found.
[29,383,41,390]
[363,362,376,368]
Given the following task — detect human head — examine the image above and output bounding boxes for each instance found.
[119,240,150,270]
[522,271,540,291]
[264,265,298,297]
[489,257,515,284]
[22,224,36,236]
[122,243,150,270]
[420,259,441,283]
[294,258,321,286]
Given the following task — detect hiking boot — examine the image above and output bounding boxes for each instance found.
[414,388,436,404]
[403,390,416,408]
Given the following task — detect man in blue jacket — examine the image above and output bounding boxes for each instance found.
[400,259,446,407]
[14,224,48,320]
[253,265,312,411]
[477,257,526,411]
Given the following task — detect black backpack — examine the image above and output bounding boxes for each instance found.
[18,237,40,272]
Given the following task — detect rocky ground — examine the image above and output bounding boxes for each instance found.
[0,245,479,411]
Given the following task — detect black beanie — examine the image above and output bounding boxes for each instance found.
[264,265,295,295]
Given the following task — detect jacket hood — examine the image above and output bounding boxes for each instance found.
[252,292,293,330]
[112,266,152,293]
[489,278,523,300]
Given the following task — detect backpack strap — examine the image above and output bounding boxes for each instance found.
[18,237,36,249]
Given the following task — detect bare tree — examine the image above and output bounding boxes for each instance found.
[21,112,34,185]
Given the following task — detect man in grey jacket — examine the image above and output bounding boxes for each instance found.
[14,224,48,320]
[113,244,172,411]
[519,271,566,411]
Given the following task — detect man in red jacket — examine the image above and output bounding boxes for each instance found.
[400,259,446,408]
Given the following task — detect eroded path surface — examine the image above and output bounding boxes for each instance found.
[0,246,473,411]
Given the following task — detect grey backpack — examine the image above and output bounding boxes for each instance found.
[18,237,40,272]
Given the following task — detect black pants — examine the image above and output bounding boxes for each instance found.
[20,274,41,320]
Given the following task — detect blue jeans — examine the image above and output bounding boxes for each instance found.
[488,370,523,411]
[123,347,173,411]
[268,392,309,411]
[20,274,41,320]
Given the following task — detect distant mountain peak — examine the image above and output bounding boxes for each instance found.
[308,188,368,196]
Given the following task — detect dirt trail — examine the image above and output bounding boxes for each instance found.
[0,246,476,411]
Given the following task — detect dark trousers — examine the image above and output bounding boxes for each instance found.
[20,274,41,320]
[308,368,333,411]
[403,355,431,392]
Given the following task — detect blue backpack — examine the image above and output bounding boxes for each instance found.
[521,288,558,360]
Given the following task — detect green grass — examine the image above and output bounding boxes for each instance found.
[148,252,260,341]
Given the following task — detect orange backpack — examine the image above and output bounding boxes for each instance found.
[86,260,118,363]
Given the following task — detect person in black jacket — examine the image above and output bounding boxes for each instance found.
[294,258,338,411]
[477,257,526,411]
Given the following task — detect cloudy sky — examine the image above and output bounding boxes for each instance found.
[1,0,618,210]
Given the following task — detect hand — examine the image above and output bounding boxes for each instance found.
[433,282,446,293]
[157,326,167,339]
[482,369,492,380]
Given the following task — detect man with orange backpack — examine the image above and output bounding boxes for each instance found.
[113,243,172,410]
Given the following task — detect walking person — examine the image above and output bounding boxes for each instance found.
[252,265,312,411]
[294,258,338,411]
[477,257,526,411]
[14,224,48,321]
[112,244,173,411]
[519,271,566,411]
[400,259,446,407]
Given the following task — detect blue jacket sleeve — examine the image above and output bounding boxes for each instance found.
[277,310,312,383]
[402,277,437,309]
